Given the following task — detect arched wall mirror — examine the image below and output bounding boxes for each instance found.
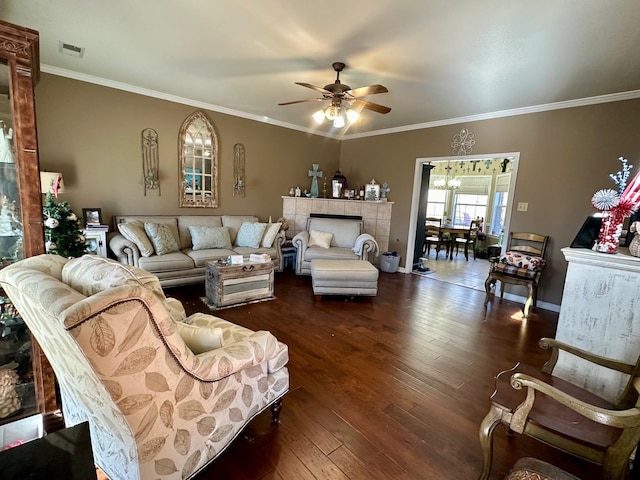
[179,110,218,208]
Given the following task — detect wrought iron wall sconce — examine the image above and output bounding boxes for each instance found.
[234,143,245,197]
[141,128,160,196]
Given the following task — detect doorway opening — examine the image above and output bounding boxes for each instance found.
[406,152,520,275]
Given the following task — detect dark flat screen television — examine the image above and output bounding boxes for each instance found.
[570,214,603,249]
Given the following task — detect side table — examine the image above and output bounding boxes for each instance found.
[83,227,109,257]
[281,240,296,271]
[205,260,275,309]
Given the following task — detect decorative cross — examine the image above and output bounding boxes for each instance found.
[308,164,323,198]
[501,158,510,173]
[380,182,391,199]
[470,160,480,171]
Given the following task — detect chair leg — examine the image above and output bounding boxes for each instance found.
[270,398,283,423]
[523,284,534,318]
[464,243,469,261]
[478,404,503,480]
[484,277,495,306]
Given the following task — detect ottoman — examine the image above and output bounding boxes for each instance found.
[311,259,378,297]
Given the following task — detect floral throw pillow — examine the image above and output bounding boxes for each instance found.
[144,223,180,255]
[500,251,542,271]
[188,226,232,250]
[236,222,267,248]
[117,223,154,257]
[261,222,282,248]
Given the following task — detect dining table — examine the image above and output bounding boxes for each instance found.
[439,223,470,259]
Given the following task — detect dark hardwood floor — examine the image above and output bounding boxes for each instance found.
[168,269,603,480]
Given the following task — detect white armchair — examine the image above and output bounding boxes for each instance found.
[292,216,378,275]
[0,254,289,480]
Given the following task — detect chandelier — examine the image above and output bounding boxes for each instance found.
[434,160,460,190]
[312,103,360,128]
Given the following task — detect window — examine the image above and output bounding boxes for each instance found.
[453,193,488,225]
[490,173,511,236]
[426,188,446,218]
[490,191,508,236]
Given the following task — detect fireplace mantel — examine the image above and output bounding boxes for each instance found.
[282,197,393,261]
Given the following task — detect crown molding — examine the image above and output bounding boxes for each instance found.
[40,65,341,140]
[42,64,640,142]
[343,89,640,140]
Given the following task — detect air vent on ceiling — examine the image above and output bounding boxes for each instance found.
[58,41,85,58]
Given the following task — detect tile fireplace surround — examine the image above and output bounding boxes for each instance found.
[282,196,393,262]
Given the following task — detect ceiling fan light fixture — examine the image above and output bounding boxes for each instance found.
[324,105,339,121]
[346,109,360,124]
[312,110,325,124]
[333,114,345,128]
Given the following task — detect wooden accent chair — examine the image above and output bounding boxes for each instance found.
[484,232,548,318]
[478,338,640,480]
[424,217,451,260]
[453,219,481,261]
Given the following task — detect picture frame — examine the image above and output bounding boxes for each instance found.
[82,208,102,226]
[365,183,380,201]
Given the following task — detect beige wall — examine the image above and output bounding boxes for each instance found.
[35,74,341,226]
[340,99,640,305]
[34,73,640,306]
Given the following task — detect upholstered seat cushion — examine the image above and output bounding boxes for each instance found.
[304,246,359,261]
[500,251,542,270]
[494,263,538,279]
[505,458,580,480]
[138,251,194,272]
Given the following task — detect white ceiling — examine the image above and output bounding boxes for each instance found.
[3,0,640,139]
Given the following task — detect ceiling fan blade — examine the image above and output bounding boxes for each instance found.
[278,98,325,106]
[353,99,392,114]
[347,84,388,98]
[295,82,333,95]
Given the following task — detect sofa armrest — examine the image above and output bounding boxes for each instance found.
[273,230,286,272]
[108,233,140,266]
[292,231,309,273]
[354,233,379,261]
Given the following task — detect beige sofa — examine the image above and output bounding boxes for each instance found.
[109,215,285,287]
[0,254,289,480]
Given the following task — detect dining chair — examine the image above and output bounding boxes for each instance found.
[478,337,640,480]
[424,217,451,260]
[453,219,481,260]
[484,232,548,318]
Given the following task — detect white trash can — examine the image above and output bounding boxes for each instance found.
[380,253,400,273]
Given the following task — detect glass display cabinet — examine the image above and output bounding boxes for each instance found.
[0,20,57,431]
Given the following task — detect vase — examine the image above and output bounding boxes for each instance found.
[596,211,624,253]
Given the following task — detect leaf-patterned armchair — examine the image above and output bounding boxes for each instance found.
[0,254,289,480]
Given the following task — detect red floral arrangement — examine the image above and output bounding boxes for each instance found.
[591,157,640,253]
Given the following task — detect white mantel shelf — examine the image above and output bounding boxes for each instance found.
[553,246,640,403]
[561,246,640,273]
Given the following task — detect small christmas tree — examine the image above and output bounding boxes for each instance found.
[42,192,87,258]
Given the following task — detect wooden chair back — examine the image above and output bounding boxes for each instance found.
[425,217,443,239]
[507,232,548,259]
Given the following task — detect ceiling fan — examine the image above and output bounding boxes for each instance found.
[278,62,391,126]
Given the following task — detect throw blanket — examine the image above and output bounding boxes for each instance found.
[352,234,379,256]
